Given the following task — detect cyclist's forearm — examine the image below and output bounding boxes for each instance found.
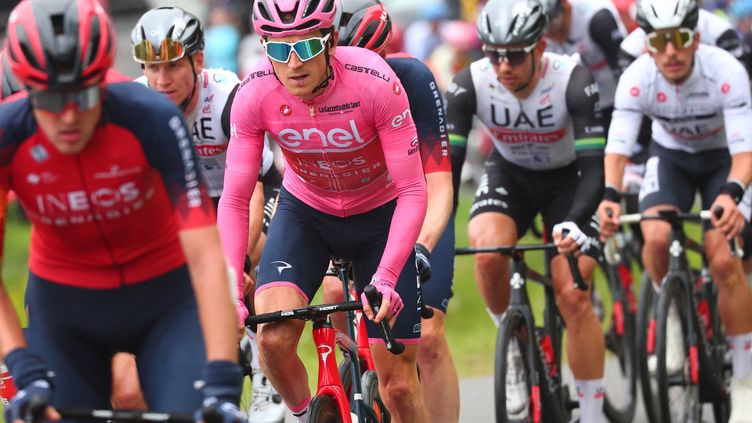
[417,171,453,251]
[604,153,629,190]
[180,226,238,362]
[247,182,265,257]
[728,151,752,186]
[0,283,27,358]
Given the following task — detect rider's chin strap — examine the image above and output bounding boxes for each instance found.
[180,55,199,112]
[310,32,336,95]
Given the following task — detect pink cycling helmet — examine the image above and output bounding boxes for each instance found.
[253,0,339,37]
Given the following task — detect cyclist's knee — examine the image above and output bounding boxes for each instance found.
[474,251,506,272]
[418,316,448,366]
[379,374,417,408]
[257,321,302,357]
[709,252,742,285]
[643,233,669,254]
[322,275,344,303]
[556,287,592,322]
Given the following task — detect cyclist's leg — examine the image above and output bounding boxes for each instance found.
[136,267,205,412]
[321,268,347,333]
[638,149,695,285]
[418,216,459,423]
[467,152,529,322]
[25,273,113,414]
[350,202,427,421]
[111,353,146,410]
[253,188,330,419]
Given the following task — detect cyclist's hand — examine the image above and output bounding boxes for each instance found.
[414,243,432,283]
[552,221,589,255]
[361,277,403,324]
[711,196,745,240]
[597,200,621,240]
[4,379,59,423]
[195,361,244,423]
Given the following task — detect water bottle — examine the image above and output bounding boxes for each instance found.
[0,364,17,407]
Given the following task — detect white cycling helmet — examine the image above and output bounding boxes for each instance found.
[636,0,699,33]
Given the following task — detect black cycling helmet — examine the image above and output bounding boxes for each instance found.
[636,0,699,33]
[131,6,204,64]
[1,50,22,101]
[477,0,548,46]
[337,0,392,52]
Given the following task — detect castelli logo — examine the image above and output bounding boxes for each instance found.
[630,87,640,97]
[393,82,401,96]
[280,104,292,116]
[657,92,666,103]
[722,83,731,94]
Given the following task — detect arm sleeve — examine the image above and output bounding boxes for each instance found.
[370,75,428,287]
[217,87,266,320]
[445,67,477,210]
[720,61,752,155]
[605,63,645,156]
[145,110,216,229]
[565,64,605,225]
[589,9,626,76]
[398,59,451,174]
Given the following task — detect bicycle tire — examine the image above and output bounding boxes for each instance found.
[598,261,637,423]
[494,310,535,423]
[308,395,343,423]
[360,370,391,423]
[636,274,660,423]
[339,357,353,402]
[655,276,701,422]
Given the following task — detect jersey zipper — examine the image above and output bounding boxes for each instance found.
[74,156,126,286]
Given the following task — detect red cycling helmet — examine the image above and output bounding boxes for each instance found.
[253,0,339,37]
[5,0,115,91]
[337,0,392,52]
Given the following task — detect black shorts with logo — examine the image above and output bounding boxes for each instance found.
[469,149,600,256]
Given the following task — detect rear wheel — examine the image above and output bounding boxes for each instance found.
[596,261,637,423]
[360,370,390,423]
[339,357,353,402]
[655,277,700,422]
[308,395,343,423]
[494,310,534,422]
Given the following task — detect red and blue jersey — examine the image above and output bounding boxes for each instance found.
[0,81,215,288]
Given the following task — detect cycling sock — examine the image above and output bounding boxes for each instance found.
[728,332,752,379]
[289,394,311,423]
[248,329,260,373]
[575,378,605,423]
[487,309,506,328]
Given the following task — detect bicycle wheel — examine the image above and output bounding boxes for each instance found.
[339,357,353,402]
[636,274,660,423]
[494,310,535,423]
[597,261,637,423]
[309,395,343,423]
[655,276,701,422]
[361,370,391,423]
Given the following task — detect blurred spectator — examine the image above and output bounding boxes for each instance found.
[427,19,481,92]
[731,0,752,46]
[403,1,450,61]
[204,2,243,73]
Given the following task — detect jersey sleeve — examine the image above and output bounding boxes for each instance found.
[445,66,477,209]
[369,67,427,287]
[565,64,605,225]
[216,80,267,321]
[393,58,450,174]
[719,59,752,155]
[588,8,626,76]
[605,62,646,156]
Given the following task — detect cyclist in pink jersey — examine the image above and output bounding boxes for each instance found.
[217,0,428,421]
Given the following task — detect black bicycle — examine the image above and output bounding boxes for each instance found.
[623,209,731,423]
[456,242,587,422]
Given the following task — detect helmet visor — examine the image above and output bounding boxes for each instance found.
[645,28,694,53]
[29,85,102,113]
[262,34,330,63]
[132,38,187,64]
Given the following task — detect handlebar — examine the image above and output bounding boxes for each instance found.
[56,408,193,422]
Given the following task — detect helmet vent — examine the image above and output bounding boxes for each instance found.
[86,15,101,66]
[257,2,272,21]
[51,14,65,36]
[277,3,300,23]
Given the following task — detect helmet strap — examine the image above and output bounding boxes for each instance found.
[180,55,199,112]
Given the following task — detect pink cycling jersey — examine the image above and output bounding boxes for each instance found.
[218,47,427,320]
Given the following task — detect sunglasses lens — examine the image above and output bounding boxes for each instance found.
[292,38,325,62]
[31,86,101,113]
[265,42,292,63]
[133,39,186,63]
[647,30,692,53]
[646,33,667,53]
[506,51,529,66]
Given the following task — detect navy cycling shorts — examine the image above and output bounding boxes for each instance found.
[256,187,421,342]
[24,266,205,417]
[423,215,455,313]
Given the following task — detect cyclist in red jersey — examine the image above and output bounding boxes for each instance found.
[218,0,429,421]
[0,0,242,421]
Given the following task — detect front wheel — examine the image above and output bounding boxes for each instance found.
[308,395,343,423]
[360,370,390,423]
[494,310,534,423]
[636,274,660,423]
